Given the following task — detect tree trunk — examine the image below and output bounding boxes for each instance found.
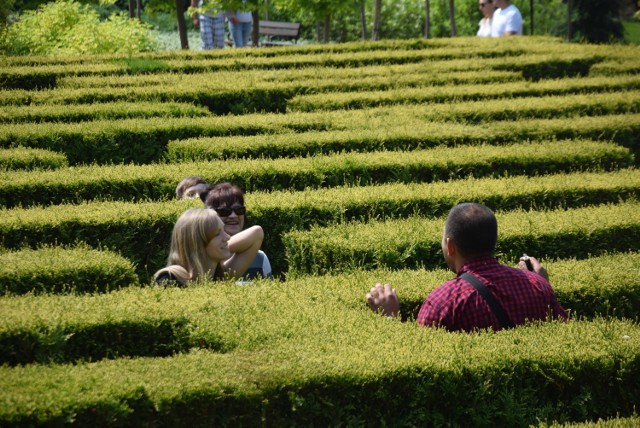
[251,9,258,48]
[424,0,430,38]
[136,0,142,19]
[448,0,456,36]
[323,14,330,43]
[529,0,534,34]
[566,0,573,40]
[316,21,322,43]
[359,0,368,40]
[372,0,381,40]
[175,0,189,49]
[129,0,136,18]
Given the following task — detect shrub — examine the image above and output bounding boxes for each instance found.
[1,0,158,56]
[0,245,139,295]
[0,147,67,171]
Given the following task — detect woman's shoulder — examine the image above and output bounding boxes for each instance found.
[154,266,189,287]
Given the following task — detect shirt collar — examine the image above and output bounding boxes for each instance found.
[456,255,499,276]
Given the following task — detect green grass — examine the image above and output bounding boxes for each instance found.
[624,21,640,44]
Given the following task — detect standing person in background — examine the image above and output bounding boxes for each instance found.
[191,0,226,49]
[205,182,273,280]
[477,0,496,37]
[491,0,523,36]
[227,1,253,47]
[366,202,567,332]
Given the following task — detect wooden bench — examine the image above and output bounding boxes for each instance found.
[258,20,301,46]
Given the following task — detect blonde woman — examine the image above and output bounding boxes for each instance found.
[154,208,264,286]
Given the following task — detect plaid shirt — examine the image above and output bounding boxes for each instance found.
[416,255,567,332]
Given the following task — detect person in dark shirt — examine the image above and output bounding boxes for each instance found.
[366,202,567,331]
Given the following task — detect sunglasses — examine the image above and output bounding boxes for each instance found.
[213,206,246,217]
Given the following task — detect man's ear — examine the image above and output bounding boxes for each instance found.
[445,237,457,257]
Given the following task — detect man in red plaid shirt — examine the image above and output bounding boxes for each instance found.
[366,202,567,332]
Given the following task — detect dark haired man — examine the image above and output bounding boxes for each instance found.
[366,202,567,332]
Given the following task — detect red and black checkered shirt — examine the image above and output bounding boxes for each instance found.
[416,255,568,332]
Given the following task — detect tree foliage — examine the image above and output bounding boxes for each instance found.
[570,0,625,43]
[1,0,158,55]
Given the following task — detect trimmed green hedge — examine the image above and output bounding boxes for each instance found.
[287,89,640,120]
[0,312,637,425]
[0,245,138,295]
[0,170,637,277]
[59,63,520,90]
[0,252,637,366]
[0,147,67,171]
[545,415,640,427]
[0,198,202,278]
[283,200,640,276]
[0,40,597,90]
[0,140,631,208]
[0,101,211,124]
[286,75,640,112]
[167,112,640,164]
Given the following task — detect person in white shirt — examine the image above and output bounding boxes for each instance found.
[477,0,496,37]
[491,0,523,36]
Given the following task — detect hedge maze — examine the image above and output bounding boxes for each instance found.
[1,36,639,426]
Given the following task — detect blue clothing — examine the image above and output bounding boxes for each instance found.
[244,250,272,280]
[229,20,252,47]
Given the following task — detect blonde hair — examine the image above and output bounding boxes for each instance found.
[154,208,224,285]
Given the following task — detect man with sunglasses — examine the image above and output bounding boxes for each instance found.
[205,182,273,281]
[491,0,523,36]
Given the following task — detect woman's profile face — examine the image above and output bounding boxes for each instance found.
[213,201,246,236]
[206,224,231,262]
[479,0,495,17]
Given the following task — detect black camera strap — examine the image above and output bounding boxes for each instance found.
[460,272,514,329]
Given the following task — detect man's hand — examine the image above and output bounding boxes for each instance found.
[366,283,400,318]
[519,255,549,281]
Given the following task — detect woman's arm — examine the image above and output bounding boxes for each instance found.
[222,225,264,279]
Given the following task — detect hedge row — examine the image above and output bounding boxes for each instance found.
[0,312,637,425]
[0,139,631,208]
[0,245,139,296]
[1,252,638,366]
[1,103,636,165]
[0,101,212,124]
[0,69,522,115]
[286,75,640,112]
[58,62,521,90]
[0,39,604,90]
[3,67,629,112]
[547,416,640,427]
[283,200,640,276]
[0,147,67,171]
[167,113,640,164]
[0,35,600,68]
[0,169,637,277]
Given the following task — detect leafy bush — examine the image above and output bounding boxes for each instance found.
[0,0,158,56]
[0,147,67,171]
[0,245,139,295]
